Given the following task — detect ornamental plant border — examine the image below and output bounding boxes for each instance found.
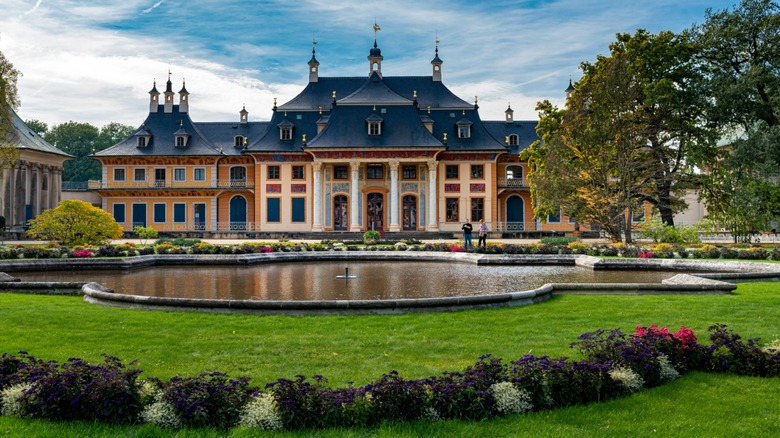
[1,324,778,431]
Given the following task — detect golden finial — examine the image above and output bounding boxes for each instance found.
[302,134,307,142]
[373,104,376,111]
[462,110,466,116]
[319,106,322,115]
[273,97,277,106]
[244,136,248,145]
[505,136,509,144]
[179,120,183,127]
[474,96,478,104]
[413,90,417,99]
[373,21,381,34]
[332,90,337,99]
[427,105,431,114]
[443,133,448,142]
[284,111,287,117]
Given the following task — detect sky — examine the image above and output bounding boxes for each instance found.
[1,0,738,129]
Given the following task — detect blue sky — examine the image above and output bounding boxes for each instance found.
[1,0,736,128]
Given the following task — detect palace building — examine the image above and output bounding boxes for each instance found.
[92,37,580,237]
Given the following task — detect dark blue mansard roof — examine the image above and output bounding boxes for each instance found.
[482,120,539,155]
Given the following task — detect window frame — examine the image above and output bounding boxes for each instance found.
[173,168,186,182]
[267,165,280,180]
[470,197,484,222]
[471,165,484,179]
[445,165,459,179]
[193,167,206,182]
[291,197,306,223]
[292,165,305,180]
[133,168,146,182]
[153,203,167,224]
[113,203,126,223]
[366,164,384,180]
[402,165,417,180]
[113,168,126,182]
[446,197,459,222]
[334,165,348,180]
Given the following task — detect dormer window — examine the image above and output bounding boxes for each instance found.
[234,136,247,147]
[456,116,473,139]
[277,119,295,141]
[134,126,152,148]
[174,125,190,148]
[365,113,384,136]
[508,134,519,146]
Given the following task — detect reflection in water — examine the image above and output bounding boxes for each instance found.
[13,261,681,301]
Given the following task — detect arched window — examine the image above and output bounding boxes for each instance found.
[508,134,519,146]
[506,165,523,180]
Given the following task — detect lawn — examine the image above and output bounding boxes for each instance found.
[0,281,778,436]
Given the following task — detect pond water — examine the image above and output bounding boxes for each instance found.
[15,261,681,301]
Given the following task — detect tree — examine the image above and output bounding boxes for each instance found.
[693,0,780,239]
[44,121,134,182]
[523,29,717,242]
[24,119,48,136]
[523,52,649,242]
[26,199,124,246]
[1,49,21,175]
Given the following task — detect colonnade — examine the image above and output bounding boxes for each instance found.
[1,160,63,230]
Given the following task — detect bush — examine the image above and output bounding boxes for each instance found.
[363,230,381,244]
[540,236,578,246]
[26,200,123,246]
[160,372,255,429]
[134,226,158,244]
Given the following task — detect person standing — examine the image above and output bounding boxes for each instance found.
[478,218,488,248]
[462,218,473,250]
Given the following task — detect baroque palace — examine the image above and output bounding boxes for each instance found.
[92,37,579,237]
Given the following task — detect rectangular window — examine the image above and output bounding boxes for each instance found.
[471,198,484,222]
[113,203,126,223]
[402,165,417,179]
[267,198,281,222]
[292,165,305,180]
[334,165,348,180]
[291,198,305,223]
[267,165,280,180]
[471,165,484,179]
[193,168,206,181]
[280,127,292,141]
[446,165,459,179]
[548,206,561,223]
[458,125,471,139]
[368,122,381,136]
[173,203,186,223]
[133,168,146,182]
[154,168,166,187]
[446,198,459,222]
[174,168,186,182]
[153,203,166,223]
[367,164,383,179]
[113,168,126,181]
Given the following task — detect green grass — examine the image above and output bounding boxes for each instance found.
[1,282,779,436]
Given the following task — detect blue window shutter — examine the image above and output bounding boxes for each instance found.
[113,204,126,223]
[292,198,305,222]
[173,204,186,222]
[154,204,166,223]
[267,198,280,222]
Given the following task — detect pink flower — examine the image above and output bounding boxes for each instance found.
[72,249,92,258]
[673,326,698,349]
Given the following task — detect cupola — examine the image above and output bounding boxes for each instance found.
[431,39,443,82]
[368,23,383,77]
[149,80,160,113]
[565,77,575,98]
[240,104,248,124]
[164,71,175,113]
[308,41,320,83]
[505,103,514,123]
[178,80,189,113]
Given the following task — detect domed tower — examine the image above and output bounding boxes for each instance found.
[565,77,575,98]
[178,80,189,113]
[163,71,175,113]
[368,22,383,77]
[431,39,443,82]
[308,40,320,83]
[148,80,160,113]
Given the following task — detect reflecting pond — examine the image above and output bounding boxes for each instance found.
[14,261,683,301]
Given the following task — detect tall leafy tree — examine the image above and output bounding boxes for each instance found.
[524,29,716,241]
[1,49,21,174]
[44,121,134,182]
[693,0,780,239]
[24,119,48,136]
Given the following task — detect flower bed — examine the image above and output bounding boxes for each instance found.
[1,324,777,431]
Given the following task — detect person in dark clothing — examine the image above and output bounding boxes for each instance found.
[462,219,473,250]
[478,218,488,248]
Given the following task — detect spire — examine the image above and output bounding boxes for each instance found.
[164,69,175,113]
[565,77,575,97]
[308,39,320,83]
[368,21,383,76]
[149,79,160,113]
[431,37,443,82]
[178,79,189,113]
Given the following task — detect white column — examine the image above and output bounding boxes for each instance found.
[211,198,218,232]
[43,166,51,211]
[427,161,439,231]
[312,162,323,231]
[349,161,361,231]
[389,160,400,232]
[32,165,41,216]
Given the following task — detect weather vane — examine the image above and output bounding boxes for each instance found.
[373,20,381,37]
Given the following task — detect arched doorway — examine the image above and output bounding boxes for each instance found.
[367,193,384,231]
[333,195,348,230]
[506,195,524,230]
[229,196,247,230]
[402,195,417,230]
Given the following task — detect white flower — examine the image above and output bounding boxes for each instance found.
[658,354,680,382]
[609,366,644,392]
[140,400,181,428]
[422,406,441,422]
[238,392,283,430]
[490,381,533,414]
[1,384,31,417]
[762,339,780,355]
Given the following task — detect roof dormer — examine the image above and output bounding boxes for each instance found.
[135,125,152,148]
[278,118,295,141]
[456,114,473,139]
[174,122,190,147]
[365,113,384,136]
